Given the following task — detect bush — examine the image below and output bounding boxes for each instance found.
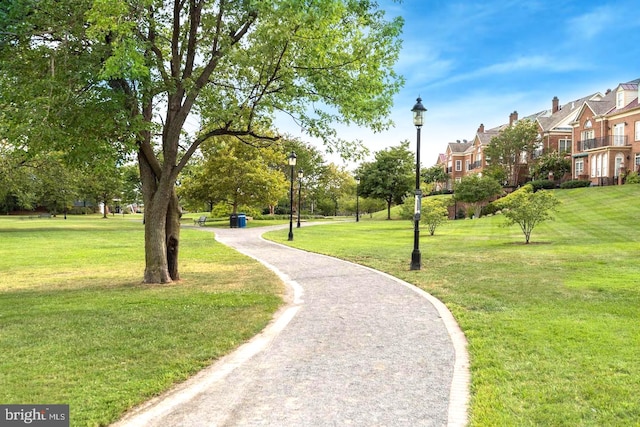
[560,179,591,189]
[481,203,500,216]
[428,189,453,196]
[624,171,640,184]
[491,184,533,211]
[529,179,555,191]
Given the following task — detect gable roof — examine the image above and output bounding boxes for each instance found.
[537,93,600,133]
[446,141,472,155]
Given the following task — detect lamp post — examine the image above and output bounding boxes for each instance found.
[355,177,360,222]
[297,169,303,228]
[288,152,297,241]
[410,97,427,271]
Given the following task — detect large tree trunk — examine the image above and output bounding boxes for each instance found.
[139,148,174,284]
[166,189,181,281]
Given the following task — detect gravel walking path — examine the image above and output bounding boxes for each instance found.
[112,224,469,427]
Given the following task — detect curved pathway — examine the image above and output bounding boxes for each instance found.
[112,224,469,427]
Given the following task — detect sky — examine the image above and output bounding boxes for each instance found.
[275,0,640,169]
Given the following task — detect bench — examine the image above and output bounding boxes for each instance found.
[194,215,207,226]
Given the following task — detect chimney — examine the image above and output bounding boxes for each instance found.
[606,89,611,95]
[509,111,518,126]
[478,123,485,133]
[552,96,559,113]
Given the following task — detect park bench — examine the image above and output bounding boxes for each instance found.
[194,215,207,226]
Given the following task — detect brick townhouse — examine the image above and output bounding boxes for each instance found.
[437,78,640,188]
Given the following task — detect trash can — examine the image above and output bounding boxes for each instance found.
[238,213,247,228]
[229,213,238,228]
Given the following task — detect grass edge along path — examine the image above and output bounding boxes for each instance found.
[265,185,640,426]
[0,216,284,427]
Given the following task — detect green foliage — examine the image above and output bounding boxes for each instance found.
[500,190,560,243]
[179,136,288,214]
[624,171,640,184]
[483,164,508,185]
[453,174,503,218]
[528,179,555,191]
[312,163,354,217]
[484,119,540,186]
[530,151,571,180]
[358,141,414,220]
[1,0,405,282]
[491,184,533,211]
[420,197,450,235]
[422,164,448,186]
[559,179,591,189]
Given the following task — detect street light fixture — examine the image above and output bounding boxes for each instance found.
[355,177,360,222]
[410,97,427,271]
[288,152,297,241]
[297,169,304,228]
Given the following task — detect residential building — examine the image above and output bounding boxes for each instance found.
[436,78,640,188]
[571,79,640,185]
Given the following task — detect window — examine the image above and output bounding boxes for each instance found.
[635,121,640,141]
[614,153,624,177]
[465,160,470,171]
[575,159,584,177]
[581,129,595,150]
[613,123,625,146]
[559,139,571,153]
[455,160,462,171]
[635,153,640,167]
[617,91,625,109]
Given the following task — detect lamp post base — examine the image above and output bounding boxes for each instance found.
[410,249,421,270]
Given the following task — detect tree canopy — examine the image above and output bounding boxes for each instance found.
[453,174,502,219]
[178,136,288,214]
[498,187,560,244]
[358,141,414,220]
[485,119,540,187]
[0,0,404,283]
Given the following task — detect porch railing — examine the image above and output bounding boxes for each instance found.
[579,135,628,151]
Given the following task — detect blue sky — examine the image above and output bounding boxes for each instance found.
[280,0,640,168]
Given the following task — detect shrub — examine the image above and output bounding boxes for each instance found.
[492,184,533,211]
[481,203,500,216]
[560,180,591,189]
[624,171,640,184]
[529,179,555,191]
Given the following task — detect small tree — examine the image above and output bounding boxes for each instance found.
[501,190,560,244]
[422,165,449,192]
[421,198,450,236]
[485,119,540,186]
[531,151,571,181]
[453,175,502,219]
[358,141,414,220]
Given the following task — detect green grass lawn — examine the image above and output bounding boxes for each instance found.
[0,215,284,427]
[265,185,640,426]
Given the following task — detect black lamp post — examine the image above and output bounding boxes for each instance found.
[297,169,303,228]
[288,152,297,241]
[355,177,360,222]
[410,97,427,271]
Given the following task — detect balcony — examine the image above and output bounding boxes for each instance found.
[579,135,629,151]
[468,161,482,170]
